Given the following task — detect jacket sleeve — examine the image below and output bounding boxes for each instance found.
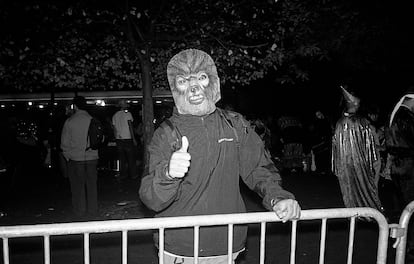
[239,119,295,211]
[139,127,183,212]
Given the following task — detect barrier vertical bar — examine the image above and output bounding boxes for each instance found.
[122,230,127,264]
[44,235,50,264]
[395,232,407,264]
[376,220,388,264]
[159,228,164,264]
[2,237,9,264]
[194,226,199,264]
[260,222,266,264]
[290,220,297,264]
[319,218,327,264]
[395,201,414,264]
[228,224,233,264]
[84,233,90,264]
[347,217,356,264]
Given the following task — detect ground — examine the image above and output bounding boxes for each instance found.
[0,167,401,264]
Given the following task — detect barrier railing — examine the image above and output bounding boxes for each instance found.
[0,207,389,264]
[393,201,414,264]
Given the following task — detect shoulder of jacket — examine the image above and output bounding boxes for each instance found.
[154,118,176,139]
[218,108,249,129]
[77,110,92,118]
[153,118,183,152]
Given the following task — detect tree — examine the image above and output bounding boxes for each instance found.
[1,0,336,162]
[116,0,329,160]
[0,2,140,92]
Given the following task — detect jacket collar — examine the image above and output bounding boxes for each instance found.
[172,107,218,121]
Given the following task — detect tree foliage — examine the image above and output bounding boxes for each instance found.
[126,0,330,88]
[3,0,394,156]
[0,0,334,93]
[0,2,141,92]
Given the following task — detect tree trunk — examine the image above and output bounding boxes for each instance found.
[141,57,154,171]
[123,8,155,174]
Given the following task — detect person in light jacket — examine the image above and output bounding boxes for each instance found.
[61,96,98,218]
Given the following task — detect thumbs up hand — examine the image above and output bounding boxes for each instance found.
[167,136,191,179]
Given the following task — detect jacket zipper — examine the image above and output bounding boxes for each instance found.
[201,117,210,156]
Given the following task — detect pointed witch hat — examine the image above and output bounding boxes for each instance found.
[340,85,360,112]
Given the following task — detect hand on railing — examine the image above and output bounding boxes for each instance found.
[272,199,301,223]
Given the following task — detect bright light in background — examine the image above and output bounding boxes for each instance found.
[155,100,162,104]
[38,105,44,109]
[54,102,58,106]
[96,99,106,106]
[28,102,33,106]
[132,100,138,104]
[0,105,5,108]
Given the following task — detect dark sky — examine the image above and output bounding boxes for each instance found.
[231,0,414,120]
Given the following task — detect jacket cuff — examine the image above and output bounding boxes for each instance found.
[264,193,295,211]
[163,163,181,181]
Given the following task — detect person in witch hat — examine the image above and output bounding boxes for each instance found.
[331,85,382,212]
[386,85,414,258]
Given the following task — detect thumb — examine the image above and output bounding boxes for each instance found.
[178,136,189,153]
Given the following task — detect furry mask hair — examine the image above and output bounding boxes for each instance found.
[167,49,220,116]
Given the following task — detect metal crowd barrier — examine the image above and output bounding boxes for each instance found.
[1,208,389,264]
[392,200,414,264]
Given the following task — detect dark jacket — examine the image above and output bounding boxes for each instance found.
[139,107,294,257]
[387,107,414,158]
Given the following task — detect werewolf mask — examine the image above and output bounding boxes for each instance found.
[167,49,220,116]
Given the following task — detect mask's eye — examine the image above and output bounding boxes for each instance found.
[177,77,187,86]
[176,76,188,90]
[198,72,209,87]
[198,73,208,81]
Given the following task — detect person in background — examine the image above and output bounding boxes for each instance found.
[309,110,332,174]
[332,85,382,212]
[251,118,272,152]
[61,96,99,218]
[112,100,138,180]
[139,49,300,264]
[387,86,414,258]
[365,104,399,221]
[57,105,75,181]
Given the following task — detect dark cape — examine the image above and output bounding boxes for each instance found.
[387,107,414,204]
[332,113,382,210]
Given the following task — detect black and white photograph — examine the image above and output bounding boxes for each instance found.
[1,0,413,263]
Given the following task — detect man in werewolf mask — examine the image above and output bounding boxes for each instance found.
[140,49,300,264]
[167,48,220,116]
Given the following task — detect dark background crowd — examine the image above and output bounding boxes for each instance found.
[0,95,390,175]
[0,100,332,188]
[0,95,383,197]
